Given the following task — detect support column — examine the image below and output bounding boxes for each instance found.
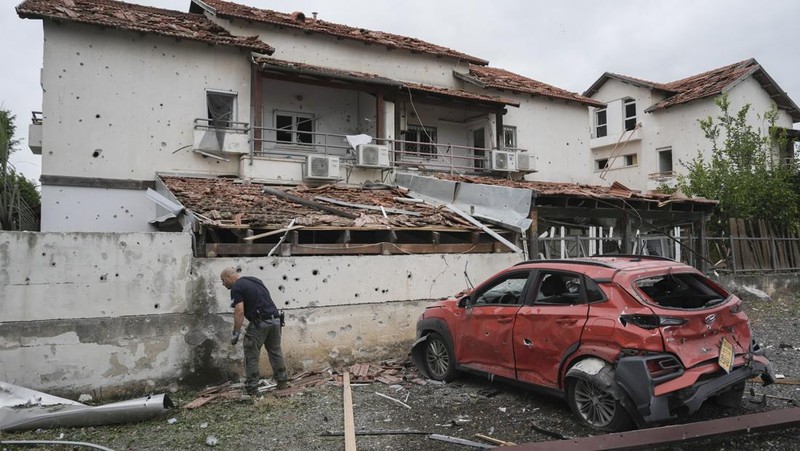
[622,213,633,254]
[375,88,384,140]
[528,207,539,260]
[251,64,263,155]
[495,108,505,149]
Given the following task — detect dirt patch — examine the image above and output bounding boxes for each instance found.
[2,294,799,450]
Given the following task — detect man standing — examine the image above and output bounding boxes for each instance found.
[220,267,290,395]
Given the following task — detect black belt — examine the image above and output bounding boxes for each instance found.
[260,314,280,320]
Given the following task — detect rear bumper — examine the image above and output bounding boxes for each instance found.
[615,350,774,425]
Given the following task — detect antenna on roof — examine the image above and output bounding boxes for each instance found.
[312,11,318,20]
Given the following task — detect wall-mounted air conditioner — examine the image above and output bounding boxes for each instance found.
[356,144,391,168]
[516,152,537,173]
[489,150,517,172]
[305,155,340,180]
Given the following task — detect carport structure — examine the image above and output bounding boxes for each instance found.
[154,173,716,269]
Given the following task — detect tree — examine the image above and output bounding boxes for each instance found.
[678,94,800,234]
[1,109,41,230]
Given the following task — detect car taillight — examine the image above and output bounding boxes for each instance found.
[645,356,683,379]
[620,314,687,329]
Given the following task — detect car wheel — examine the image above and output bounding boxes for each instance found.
[567,369,633,432]
[423,332,458,381]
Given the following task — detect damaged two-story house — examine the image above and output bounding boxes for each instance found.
[583,59,800,192]
[18,0,603,245]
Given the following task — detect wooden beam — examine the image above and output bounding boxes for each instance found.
[262,186,358,219]
[314,196,421,216]
[343,372,356,451]
[243,226,305,241]
[205,242,501,256]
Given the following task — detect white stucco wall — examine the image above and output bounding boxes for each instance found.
[0,231,519,395]
[40,22,251,181]
[222,19,467,88]
[40,185,158,233]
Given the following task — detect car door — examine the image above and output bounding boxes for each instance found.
[513,270,590,388]
[455,270,532,380]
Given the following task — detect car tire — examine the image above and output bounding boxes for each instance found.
[423,332,458,382]
[566,365,633,432]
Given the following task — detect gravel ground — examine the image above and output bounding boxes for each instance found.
[2,293,799,451]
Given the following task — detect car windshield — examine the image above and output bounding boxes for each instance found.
[634,272,729,309]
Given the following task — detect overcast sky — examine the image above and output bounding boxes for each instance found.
[3,0,799,185]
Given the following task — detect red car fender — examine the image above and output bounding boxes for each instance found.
[560,345,622,388]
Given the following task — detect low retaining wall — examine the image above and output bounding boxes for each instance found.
[0,231,518,397]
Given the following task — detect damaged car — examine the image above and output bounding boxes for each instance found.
[411,256,774,431]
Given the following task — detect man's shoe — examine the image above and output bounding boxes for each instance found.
[276,381,292,390]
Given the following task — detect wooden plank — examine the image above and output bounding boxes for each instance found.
[343,372,357,451]
[262,186,358,219]
[314,196,421,216]
[730,218,743,271]
[243,226,305,241]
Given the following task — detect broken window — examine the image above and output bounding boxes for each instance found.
[405,124,437,157]
[624,99,637,131]
[595,108,607,138]
[658,147,673,173]
[502,126,517,149]
[596,158,609,171]
[624,154,637,166]
[635,273,728,309]
[275,112,314,145]
[207,91,237,128]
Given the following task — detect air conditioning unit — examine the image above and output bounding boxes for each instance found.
[489,150,517,172]
[356,144,391,168]
[305,155,340,180]
[516,152,537,172]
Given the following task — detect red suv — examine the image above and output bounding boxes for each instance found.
[411,256,774,431]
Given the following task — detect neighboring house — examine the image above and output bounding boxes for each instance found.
[17,0,599,234]
[583,59,800,192]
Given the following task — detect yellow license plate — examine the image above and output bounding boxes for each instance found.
[718,337,734,373]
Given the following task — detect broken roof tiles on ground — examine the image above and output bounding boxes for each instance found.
[584,59,800,120]
[160,176,477,231]
[194,0,489,65]
[16,0,274,54]
[462,65,604,108]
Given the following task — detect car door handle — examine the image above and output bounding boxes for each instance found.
[556,318,578,325]
[497,317,513,323]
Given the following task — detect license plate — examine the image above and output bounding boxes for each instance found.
[718,337,734,373]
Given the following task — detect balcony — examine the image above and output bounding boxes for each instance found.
[590,127,641,150]
[192,118,250,159]
[647,171,677,191]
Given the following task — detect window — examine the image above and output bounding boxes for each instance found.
[207,91,237,128]
[473,273,529,306]
[595,108,607,138]
[502,126,517,149]
[405,124,437,156]
[535,272,583,305]
[596,158,609,171]
[275,112,314,145]
[624,154,637,166]
[658,148,673,173]
[624,99,637,131]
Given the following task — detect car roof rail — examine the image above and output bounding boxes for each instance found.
[513,259,616,269]
[589,254,677,262]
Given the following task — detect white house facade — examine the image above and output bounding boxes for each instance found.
[583,59,800,192]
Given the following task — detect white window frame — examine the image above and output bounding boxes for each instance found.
[594,108,607,138]
[274,110,315,146]
[206,89,238,129]
[624,99,637,131]
[657,147,673,173]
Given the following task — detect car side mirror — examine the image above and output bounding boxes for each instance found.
[458,296,471,308]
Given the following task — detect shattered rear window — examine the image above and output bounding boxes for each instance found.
[634,273,729,309]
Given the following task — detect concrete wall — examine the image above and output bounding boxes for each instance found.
[0,231,518,397]
[39,22,252,232]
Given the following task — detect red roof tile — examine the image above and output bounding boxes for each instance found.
[196,0,488,65]
[648,59,758,111]
[160,176,479,230]
[466,65,604,107]
[435,174,718,206]
[403,82,520,108]
[16,0,274,54]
